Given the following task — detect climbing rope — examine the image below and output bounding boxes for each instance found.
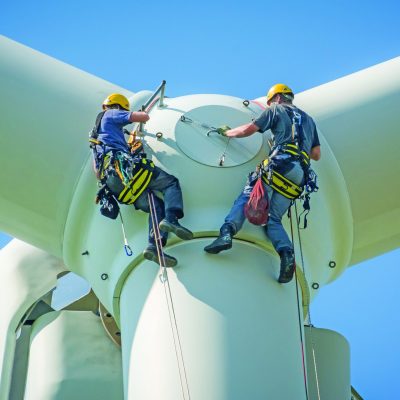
[288,206,310,400]
[147,192,191,400]
[294,202,321,400]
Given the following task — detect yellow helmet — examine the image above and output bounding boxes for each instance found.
[266,84,294,105]
[102,93,130,111]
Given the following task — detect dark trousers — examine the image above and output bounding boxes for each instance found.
[134,167,184,246]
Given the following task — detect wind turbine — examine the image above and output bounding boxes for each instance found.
[0,35,398,400]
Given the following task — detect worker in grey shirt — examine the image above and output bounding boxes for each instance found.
[204,84,321,283]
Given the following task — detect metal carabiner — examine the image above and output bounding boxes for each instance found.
[180,115,192,123]
[206,128,219,136]
[119,212,133,257]
[124,244,133,257]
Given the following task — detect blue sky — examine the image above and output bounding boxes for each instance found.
[2,0,400,398]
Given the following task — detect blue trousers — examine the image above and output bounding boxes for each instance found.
[134,167,184,246]
[224,163,304,252]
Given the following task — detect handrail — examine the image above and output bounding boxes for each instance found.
[139,80,166,132]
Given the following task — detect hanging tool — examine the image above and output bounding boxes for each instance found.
[219,138,231,166]
[119,212,133,256]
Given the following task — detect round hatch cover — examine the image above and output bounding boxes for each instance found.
[175,105,263,167]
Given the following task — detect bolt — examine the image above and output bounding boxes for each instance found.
[311,282,320,290]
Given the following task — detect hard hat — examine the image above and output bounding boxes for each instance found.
[266,84,294,105]
[102,93,130,111]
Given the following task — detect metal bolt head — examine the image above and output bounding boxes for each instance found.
[101,273,108,281]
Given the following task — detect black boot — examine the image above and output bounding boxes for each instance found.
[159,217,193,240]
[278,248,295,283]
[143,245,178,268]
[204,224,234,254]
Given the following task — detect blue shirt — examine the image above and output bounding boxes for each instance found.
[97,109,131,154]
[254,103,320,156]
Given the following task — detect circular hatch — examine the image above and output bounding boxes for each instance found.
[175,104,263,167]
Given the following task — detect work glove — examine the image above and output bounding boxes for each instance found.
[216,125,231,136]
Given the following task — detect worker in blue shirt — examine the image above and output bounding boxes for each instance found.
[92,93,193,267]
[204,84,321,283]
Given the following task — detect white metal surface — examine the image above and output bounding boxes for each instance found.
[305,327,351,400]
[0,240,65,400]
[24,311,123,400]
[120,239,308,400]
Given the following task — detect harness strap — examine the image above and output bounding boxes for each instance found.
[99,150,155,205]
[261,158,303,200]
[89,111,106,141]
[280,143,310,168]
[262,170,303,199]
[284,106,305,150]
[117,159,155,205]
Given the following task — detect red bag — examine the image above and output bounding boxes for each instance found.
[244,177,269,225]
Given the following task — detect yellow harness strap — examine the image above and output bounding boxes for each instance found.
[117,159,155,205]
[262,170,303,199]
[261,158,303,200]
[281,143,310,167]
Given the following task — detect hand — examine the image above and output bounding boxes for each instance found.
[216,125,231,136]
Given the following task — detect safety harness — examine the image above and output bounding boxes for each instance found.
[260,106,318,226]
[261,158,303,200]
[89,111,155,208]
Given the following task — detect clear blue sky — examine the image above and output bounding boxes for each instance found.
[2,1,399,398]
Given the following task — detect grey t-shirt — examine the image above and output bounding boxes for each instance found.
[253,103,320,156]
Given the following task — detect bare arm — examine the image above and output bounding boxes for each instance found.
[310,145,321,161]
[225,123,260,138]
[130,111,150,123]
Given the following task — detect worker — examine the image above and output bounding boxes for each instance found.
[90,93,193,267]
[204,84,321,283]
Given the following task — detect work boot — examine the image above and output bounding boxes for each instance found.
[278,248,295,283]
[204,224,234,254]
[159,217,193,240]
[143,245,178,268]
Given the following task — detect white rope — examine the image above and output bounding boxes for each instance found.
[294,201,321,400]
[288,206,310,400]
[148,192,191,400]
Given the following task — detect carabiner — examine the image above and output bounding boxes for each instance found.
[180,115,192,123]
[206,129,219,136]
[124,244,133,257]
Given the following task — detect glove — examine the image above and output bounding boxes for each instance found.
[216,125,231,136]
